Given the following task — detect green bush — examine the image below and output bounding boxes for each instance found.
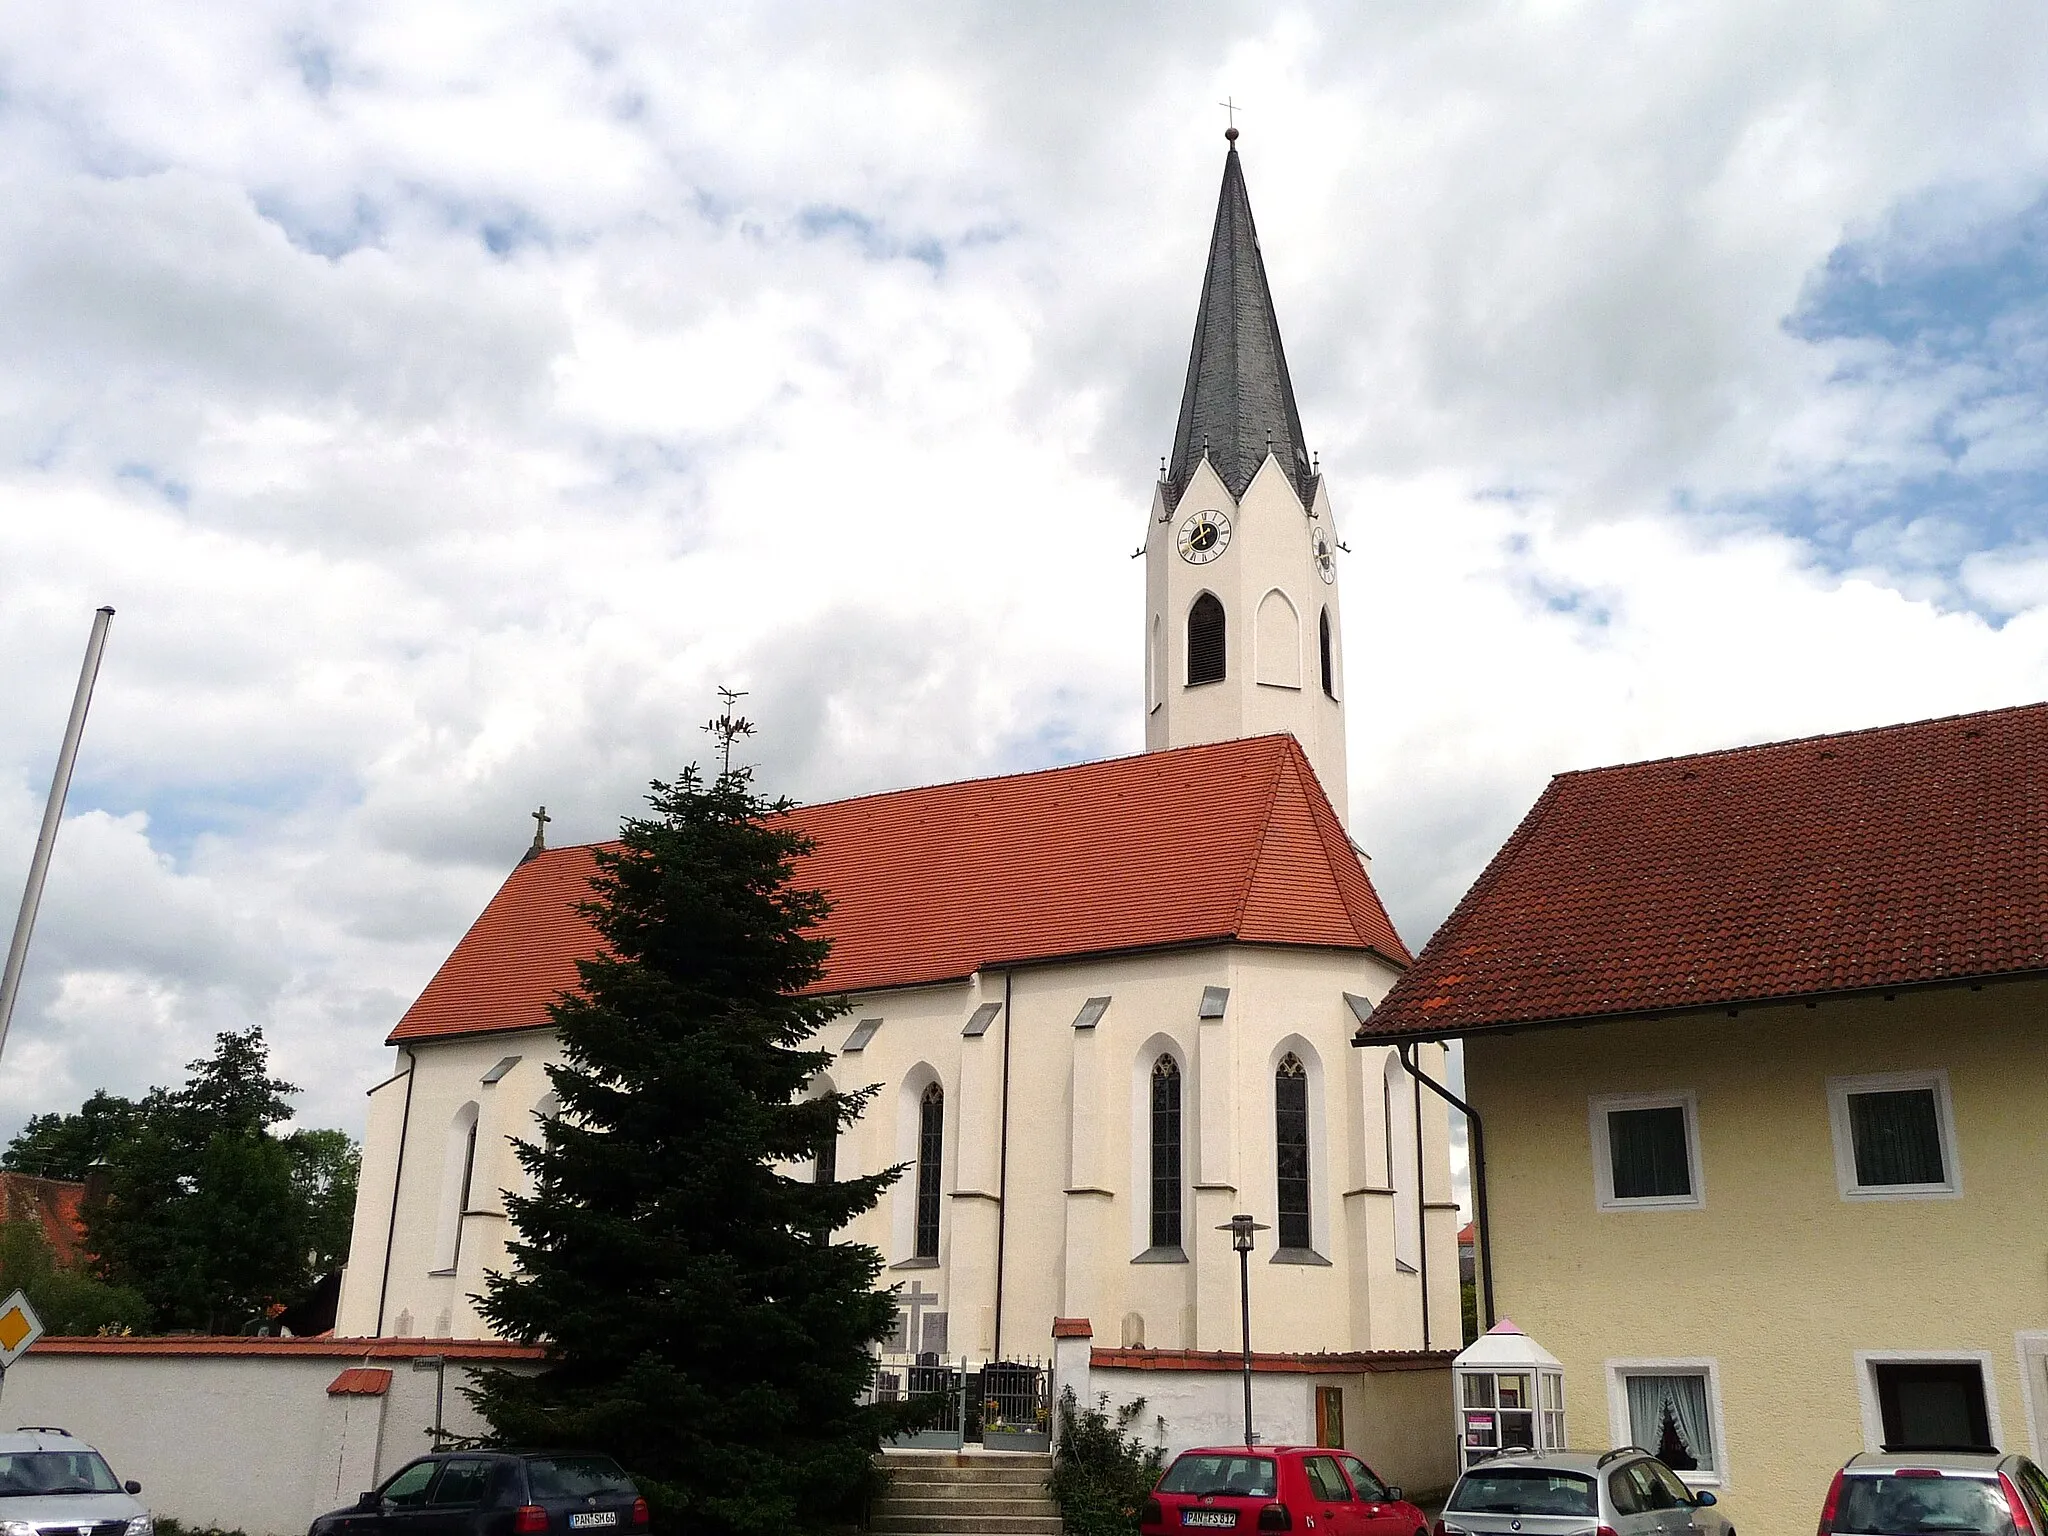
[1050,1389,1165,1536]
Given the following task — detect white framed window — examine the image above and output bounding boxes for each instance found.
[1590,1092,1704,1211]
[1606,1358,1728,1489]
[1828,1071,1962,1201]
[1855,1350,2002,1454]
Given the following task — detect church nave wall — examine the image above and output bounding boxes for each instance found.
[334,1031,565,1341]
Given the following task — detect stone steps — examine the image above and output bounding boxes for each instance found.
[873,1452,1061,1536]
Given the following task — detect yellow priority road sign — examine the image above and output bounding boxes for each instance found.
[0,1291,44,1369]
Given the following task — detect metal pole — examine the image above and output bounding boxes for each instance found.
[1238,1245,1252,1444]
[0,607,114,1064]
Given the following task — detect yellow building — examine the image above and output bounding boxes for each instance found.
[1358,702,2048,1536]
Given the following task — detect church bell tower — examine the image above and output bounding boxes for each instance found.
[1143,130,1350,822]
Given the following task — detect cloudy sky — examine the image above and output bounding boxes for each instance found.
[5,2,2048,1144]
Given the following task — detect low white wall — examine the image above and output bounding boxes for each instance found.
[1057,1349,1457,1508]
[1,1346,532,1536]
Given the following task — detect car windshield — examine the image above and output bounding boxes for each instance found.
[0,1452,122,1496]
[1834,1474,2016,1536]
[1448,1469,1599,1517]
[526,1458,637,1501]
[1158,1456,1278,1499]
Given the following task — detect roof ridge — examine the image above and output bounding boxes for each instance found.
[1382,774,1569,1001]
[1275,736,1365,947]
[1552,699,2048,781]
[1230,737,1296,936]
[532,734,1308,855]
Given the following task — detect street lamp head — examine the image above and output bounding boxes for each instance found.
[1217,1213,1269,1253]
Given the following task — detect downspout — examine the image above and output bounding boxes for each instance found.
[1397,1041,1495,1333]
[1411,1065,1429,1351]
[992,970,1015,1361]
[374,1048,418,1337]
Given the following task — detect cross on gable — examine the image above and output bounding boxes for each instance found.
[887,1280,940,1353]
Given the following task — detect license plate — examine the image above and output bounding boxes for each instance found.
[569,1514,617,1528]
[1183,1513,1237,1528]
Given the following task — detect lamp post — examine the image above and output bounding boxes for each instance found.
[1218,1213,1269,1446]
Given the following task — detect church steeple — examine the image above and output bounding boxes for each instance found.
[1166,132,1315,511]
[1143,131,1350,824]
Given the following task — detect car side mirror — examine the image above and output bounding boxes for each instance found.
[1385,1488,1403,1503]
[1693,1491,1717,1508]
[124,1482,142,1496]
[357,1492,379,1510]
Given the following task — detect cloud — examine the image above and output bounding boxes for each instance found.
[3,1,2048,1150]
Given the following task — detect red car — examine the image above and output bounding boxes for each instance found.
[1143,1445,1428,1536]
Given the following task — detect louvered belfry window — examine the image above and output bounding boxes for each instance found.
[1319,606,1335,698]
[1151,1055,1183,1250]
[1188,593,1226,685]
[1276,1054,1311,1250]
[915,1082,944,1258]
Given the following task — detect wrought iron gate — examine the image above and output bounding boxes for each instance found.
[868,1356,1050,1452]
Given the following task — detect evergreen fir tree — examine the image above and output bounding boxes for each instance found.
[470,724,902,1536]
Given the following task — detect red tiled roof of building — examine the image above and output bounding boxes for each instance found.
[29,1336,545,1360]
[391,735,1408,1044]
[1363,702,2048,1040]
[326,1366,392,1396]
[0,1174,88,1268]
[1091,1347,1454,1374]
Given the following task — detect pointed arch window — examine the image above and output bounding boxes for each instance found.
[1319,607,1336,698]
[1150,1055,1183,1250]
[1188,593,1226,686]
[915,1083,943,1258]
[1275,1054,1311,1251]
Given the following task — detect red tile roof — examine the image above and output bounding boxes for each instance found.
[1363,702,2048,1040]
[29,1336,544,1360]
[1090,1347,1453,1374]
[0,1175,88,1268]
[326,1366,392,1396]
[391,736,1408,1044]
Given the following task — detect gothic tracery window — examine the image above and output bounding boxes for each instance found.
[1275,1054,1311,1251]
[1188,593,1226,685]
[1150,1055,1183,1250]
[915,1082,943,1258]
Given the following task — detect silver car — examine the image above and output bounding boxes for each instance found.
[1439,1449,1736,1536]
[1819,1450,2048,1535]
[0,1427,151,1536]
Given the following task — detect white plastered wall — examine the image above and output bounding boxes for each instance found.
[0,1350,530,1536]
[1143,457,1350,823]
[338,941,1457,1363]
[335,1035,567,1341]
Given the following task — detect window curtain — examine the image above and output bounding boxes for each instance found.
[1626,1374,1714,1472]
[1849,1089,1945,1186]
[1609,1107,1690,1199]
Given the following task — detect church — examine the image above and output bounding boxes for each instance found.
[332,133,1461,1378]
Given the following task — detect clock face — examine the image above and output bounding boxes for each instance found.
[1313,527,1336,584]
[1177,508,1233,565]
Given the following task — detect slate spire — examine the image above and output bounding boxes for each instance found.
[1167,132,1315,509]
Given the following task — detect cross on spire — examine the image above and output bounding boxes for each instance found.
[521,805,550,864]
[1218,97,1243,141]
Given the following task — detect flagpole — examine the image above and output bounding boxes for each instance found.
[0,607,115,1065]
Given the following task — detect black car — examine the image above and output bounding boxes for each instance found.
[309,1451,647,1536]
